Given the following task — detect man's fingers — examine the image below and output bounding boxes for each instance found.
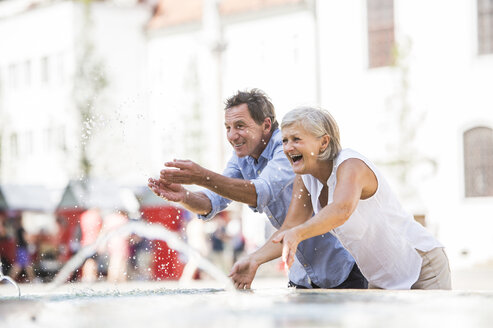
[160,171,189,184]
[228,265,237,277]
[164,160,189,169]
[160,169,184,178]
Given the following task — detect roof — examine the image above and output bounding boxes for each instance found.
[147,0,305,29]
[0,184,61,212]
[57,178,139,213]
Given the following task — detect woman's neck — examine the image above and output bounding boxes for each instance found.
[312,159,333,185]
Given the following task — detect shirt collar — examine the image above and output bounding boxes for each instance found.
[258,128,281,161]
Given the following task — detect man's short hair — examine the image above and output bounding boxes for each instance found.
[224,89,278,132]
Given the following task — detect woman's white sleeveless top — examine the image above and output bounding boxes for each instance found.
[301,149,442,289]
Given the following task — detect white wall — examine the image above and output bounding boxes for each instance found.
[0,0,151,188]
[2,0,492,267]
[317,0,493,267]
[0,1,78,187]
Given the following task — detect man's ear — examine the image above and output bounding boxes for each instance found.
[263,117,272,133]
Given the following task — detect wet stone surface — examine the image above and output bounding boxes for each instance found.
[1,282,492,328]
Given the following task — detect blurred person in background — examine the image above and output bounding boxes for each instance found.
[228,222,245,264]
[181,213,210,281]
[79,208,103,282]
[149,89,366,290]
[32,229,60,282]
[10,226,36,283]
[128,233,152,280]
[209,218,228,273]
[102,211,130,283]
[0,217,16,277]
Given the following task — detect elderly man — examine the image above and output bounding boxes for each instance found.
[148,89,366,290]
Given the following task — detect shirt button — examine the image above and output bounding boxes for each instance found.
[304,264,307,267]
[257,170,261,174]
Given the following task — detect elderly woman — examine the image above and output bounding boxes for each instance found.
[273,107,451,289]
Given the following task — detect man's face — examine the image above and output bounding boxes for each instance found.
[224,103,269,159]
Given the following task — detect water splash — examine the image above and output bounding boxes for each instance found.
[49,221,234,290]
[0,261,21,298]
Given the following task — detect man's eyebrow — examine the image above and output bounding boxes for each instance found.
[225,120,246,127]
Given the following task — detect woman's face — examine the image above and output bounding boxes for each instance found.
[282,123,324,175]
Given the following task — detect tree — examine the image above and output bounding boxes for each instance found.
[73,0,108,179]
[379,38,437,207]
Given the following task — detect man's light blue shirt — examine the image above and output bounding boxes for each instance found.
[199,129,355,288]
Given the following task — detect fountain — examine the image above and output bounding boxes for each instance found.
[0,262,20,298]
[1,221,493,328]
[49,220,233,289]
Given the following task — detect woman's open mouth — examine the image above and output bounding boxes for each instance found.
[290,154,303,163]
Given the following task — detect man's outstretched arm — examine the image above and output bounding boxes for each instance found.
[160,159,257,207]
[148,178,212,215]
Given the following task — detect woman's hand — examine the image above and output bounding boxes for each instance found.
[272,228,303,269]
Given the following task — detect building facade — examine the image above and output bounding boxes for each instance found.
[1,0,492,267]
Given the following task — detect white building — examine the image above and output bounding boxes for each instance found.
[146,0,493,267]
[315,0,493,267]
[1,0,492,268]
[0,0,151,188]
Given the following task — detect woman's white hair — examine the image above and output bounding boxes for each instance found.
[281,106,341,161]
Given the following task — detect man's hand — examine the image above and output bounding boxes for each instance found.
[148,178,187,203]
[160,160,208,186]
[272,228,302,269]
[228,256,260,290]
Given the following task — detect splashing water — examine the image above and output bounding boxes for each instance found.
[49,221,234,290]
[0,261,21,298]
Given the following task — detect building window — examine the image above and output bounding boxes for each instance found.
[8,64,18,88]
[367,0,395,68]
[464,126,493,197]
[44,127,53,152]
[58,126,67,151]
[41,56,49,83]
[10,133,18,158]
[24,60,31,86]
[478,0,493,55]
[57,53,65,83]
[25,131,33,155]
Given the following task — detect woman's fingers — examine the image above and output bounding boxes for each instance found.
[272,232,284,243]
